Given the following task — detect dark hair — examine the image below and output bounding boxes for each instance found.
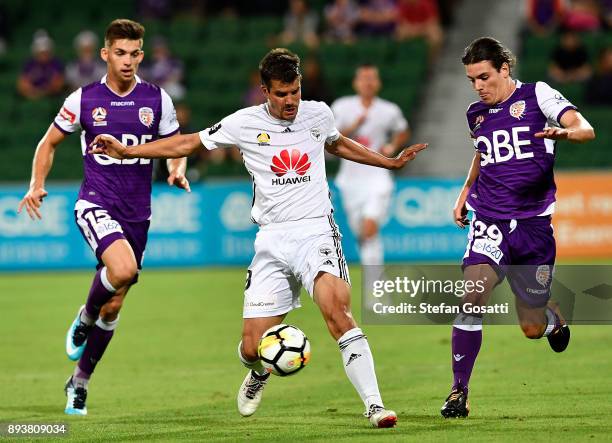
[105,19,145,47]
[356,62,378,71]
[259,48,301,89]
[462,37,516,74]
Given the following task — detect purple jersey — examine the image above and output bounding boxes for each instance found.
[22,57,64,89]
[54,75,179,221]
[465,80,576,219]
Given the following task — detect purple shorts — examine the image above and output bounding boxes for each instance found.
[462,212,556,307]
[74,203,150,283]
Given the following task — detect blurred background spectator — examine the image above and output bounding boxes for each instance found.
[524,0,565,35]
[243,70,265,107]
[324,0,360,43]
[140,35,185,100]
[138,0,173,21]
[17,31,64,100]
[562,0,601,31]
[301,55,332,103]
[356,0,397,37]
[585,46,612,105]
[279,0,320,49]
[65,30,106,90]
[396,0,444,61]
[602,0,612,29]
[0,2,9,57]
[548,29,592,83]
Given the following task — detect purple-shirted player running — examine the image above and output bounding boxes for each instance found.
[18,19,190,416]
[440,37,596,419]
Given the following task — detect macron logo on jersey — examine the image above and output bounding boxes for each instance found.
[110,100,135,106]
[270,149,311,185]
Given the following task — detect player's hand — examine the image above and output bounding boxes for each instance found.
[167,171,191,193]
[534,127,570,140]
[453,202,469,228]
[387,143,428,169]
[88,134,129,159]
[453,188,470,228]
[17,187,48,220]
[380,143,396,157]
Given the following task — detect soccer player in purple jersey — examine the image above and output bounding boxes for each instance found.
[440,37,595,418]
[17,19,190,416]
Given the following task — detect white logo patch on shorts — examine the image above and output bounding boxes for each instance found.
[472,238,504,264]
[94,220,123,239]
[244,293,278,311]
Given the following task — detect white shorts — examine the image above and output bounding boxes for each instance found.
[338,185,392,234]
[243,215,351,318]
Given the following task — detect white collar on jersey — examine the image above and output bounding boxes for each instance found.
[100,74,142,84]
[100,74,142,97]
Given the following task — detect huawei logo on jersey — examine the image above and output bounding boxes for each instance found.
[271,149,311,177]
[270,149,312,186]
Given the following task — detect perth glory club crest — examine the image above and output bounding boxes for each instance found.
[139,107,154,127]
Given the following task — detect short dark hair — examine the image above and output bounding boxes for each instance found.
[356,62,378,71]
[462,37,516,74]
[105,19,145,47]
[259,48,301,89]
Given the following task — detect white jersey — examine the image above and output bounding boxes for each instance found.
[199,100,340,225]
[332,96,408,191]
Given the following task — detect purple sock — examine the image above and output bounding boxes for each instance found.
[85,267,116,319]
[77,324,115,376]
[451,326,482,394]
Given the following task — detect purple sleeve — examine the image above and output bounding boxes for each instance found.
[556,105,577,125]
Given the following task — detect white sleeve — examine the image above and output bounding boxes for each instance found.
[198,112,241,150]
[323,103,340,144]
[54,88,82,133]
[330,99,345,130]
[158,88,180,136]
[390,103,409,133]
[535,81,577,126]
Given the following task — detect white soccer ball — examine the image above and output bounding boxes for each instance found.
[258,324,311,376]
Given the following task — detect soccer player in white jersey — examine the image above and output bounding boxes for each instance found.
[90,48,427,428]
[332,64,410,275]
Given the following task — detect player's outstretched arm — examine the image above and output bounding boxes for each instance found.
[89,133,203,159]
[534,110,595,143]
[454,152,480,228]
[18,125,67,220]
[326,134,427,170]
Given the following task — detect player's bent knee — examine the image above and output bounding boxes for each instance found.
[107,264,138,288]
[521,323,545,339]
[361,219,378,239]
[240,333,260,361]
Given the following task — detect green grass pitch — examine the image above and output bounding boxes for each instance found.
[1,267,611,442]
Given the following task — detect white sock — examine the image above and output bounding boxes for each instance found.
[80,309,95,326]
[543,307,558,337]
[337,327,383,410]
[360,235,383,266]
[237,341,267,376]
